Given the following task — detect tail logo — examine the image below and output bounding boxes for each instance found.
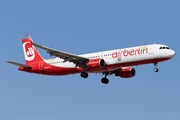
[23,42,35,61]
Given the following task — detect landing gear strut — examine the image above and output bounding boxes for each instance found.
[154,62,159,72]
[101,73,109,84]
[81,72,88,78]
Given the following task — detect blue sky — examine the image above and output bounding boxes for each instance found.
[1,0,180,120]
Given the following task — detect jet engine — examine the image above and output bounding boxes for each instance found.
[115,67,136,78]
[87,58,105,69]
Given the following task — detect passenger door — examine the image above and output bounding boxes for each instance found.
[39,61,44,70]
[149,45,155,54]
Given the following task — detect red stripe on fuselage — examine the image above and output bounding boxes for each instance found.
[18,58,170,76]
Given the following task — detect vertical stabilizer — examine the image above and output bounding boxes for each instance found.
[22,34,44,65]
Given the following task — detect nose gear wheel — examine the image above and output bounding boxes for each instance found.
[154,62,159,72]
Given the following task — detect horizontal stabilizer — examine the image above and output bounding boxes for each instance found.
[6,61,33,68]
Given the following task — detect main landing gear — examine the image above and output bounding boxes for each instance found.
[80,72,109,84]
[81,72,88,78]
[154,62,159,72]
[101,73,109,84]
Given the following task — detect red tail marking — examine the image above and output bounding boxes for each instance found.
[22,35,44,65]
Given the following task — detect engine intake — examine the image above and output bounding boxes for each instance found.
[115,67,136,78]
[88,58,105,69]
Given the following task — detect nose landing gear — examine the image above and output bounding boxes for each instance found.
[154,62,159,72]
[154,68,159,72]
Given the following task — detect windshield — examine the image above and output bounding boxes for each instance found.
[159,47,170,49]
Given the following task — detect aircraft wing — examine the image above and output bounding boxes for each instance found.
[31,43,89,68]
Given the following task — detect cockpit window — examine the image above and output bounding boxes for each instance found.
[159,47,170,49]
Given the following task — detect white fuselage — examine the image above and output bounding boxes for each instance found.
[44,44,175,70]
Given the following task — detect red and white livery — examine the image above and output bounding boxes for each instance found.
[6,34,176,84]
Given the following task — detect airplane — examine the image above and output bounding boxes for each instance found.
[6,34,176,84]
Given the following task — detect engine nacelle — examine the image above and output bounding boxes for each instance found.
[115,67,136,78]
[88,58,105,69]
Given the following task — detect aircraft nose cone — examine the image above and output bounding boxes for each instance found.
[170,50,176,58]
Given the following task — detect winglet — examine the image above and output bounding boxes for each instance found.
[27,34,34,42]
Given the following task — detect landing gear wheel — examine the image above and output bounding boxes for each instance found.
[81,72,88,78]
[154,68,159,72]
[101,78,109,84]
[153,62,159,72]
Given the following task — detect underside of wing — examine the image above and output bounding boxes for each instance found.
[31,43,89,68]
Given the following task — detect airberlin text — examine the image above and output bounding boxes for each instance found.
[112,46,148,58]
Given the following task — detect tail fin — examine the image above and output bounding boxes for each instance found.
[22,34,44,65]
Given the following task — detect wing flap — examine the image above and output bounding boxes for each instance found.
[6,61,33,68]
